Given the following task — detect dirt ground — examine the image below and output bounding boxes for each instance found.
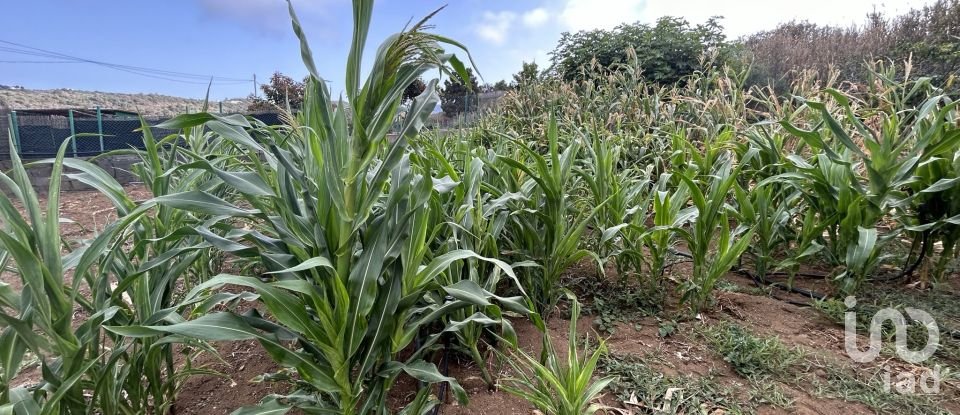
[4,186,959,414]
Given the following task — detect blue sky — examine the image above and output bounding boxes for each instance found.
[0,0,938,100]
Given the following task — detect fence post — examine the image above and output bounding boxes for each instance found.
[68,109,77,157]
[9,111,20,155]
[96,106,104,153]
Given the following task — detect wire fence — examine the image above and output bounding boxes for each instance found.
[4,109,283,160]
[2,91,505,160]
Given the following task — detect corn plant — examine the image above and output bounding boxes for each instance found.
[618,172,691,299]
[494,115,597,316]
[78,118,239,413]
[776,86,960,293]
[497,297,615,415]
[0,138,95,414]
[881,86,960,282]
[676,150,756,312]
[775,209,827,289]
[107,2,540,413]
[906,143,960,282]
[0,137,169,414]
[417,137,521,388]
[2,113,235,413]
[733,183,794,280]
[575,132,652,278]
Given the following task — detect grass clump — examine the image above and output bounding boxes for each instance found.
[573,278,660,335]
[702,322,804,379]
[806,357,955,415]
[814,287,960,363]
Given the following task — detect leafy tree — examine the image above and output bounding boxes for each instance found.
[402,78,427,103]
[512,61,541,86]
[492,80,511,91]
[550,17,728,84]
[247,71,306,112]
[440,68,480,117]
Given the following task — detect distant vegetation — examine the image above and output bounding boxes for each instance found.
[742,0,960,91]
[247,71,307,112]
[545,0,960,92]
[0,88,251,116]
[549,16,728,84]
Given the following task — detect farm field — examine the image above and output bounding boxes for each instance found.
[2,0,960,414]
[4,188,958,414]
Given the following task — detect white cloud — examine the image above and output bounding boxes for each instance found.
[559,0,645,31]
[475,11,517,44]
[522,8,550,28]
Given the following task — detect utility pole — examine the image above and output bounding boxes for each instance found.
[253,74,258,98]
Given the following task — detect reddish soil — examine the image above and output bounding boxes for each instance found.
[173,339,288,414]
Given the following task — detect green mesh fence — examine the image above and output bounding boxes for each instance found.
[4,110,285,160]
[3,90,503,160]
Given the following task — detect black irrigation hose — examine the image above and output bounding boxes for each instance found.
[669,248,827,304]
[430,297,456,415]
[733,268,826,306]
[431,341,451,415]
[888,232,928,282]
[763,271,830,279]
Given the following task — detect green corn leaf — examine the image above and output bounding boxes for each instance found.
[264,256,335,274]
[231,400,291,415]
[153,191,259,217]
[920,177,960,193]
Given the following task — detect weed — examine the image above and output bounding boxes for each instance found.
[657,320,678,338]
[599,353,750,414]
[814,287,960,364]
[805,357,953,414]
[748,380,793,409]
[575,279,660,335]
[702,322,804,379]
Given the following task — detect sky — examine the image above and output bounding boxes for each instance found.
[0,0,940,101]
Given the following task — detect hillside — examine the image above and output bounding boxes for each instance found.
[0,88,252,116]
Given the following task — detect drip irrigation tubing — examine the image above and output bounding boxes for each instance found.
[668,248,828,304]
[431,340,451,415]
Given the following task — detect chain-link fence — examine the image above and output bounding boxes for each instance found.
[6,109,171,159]
[420,90,505,132]
[3,90,506,160]
[4,109,285,160]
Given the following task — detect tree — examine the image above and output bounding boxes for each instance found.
[492,80,511,91]
[248,71,306,112]
[402,78,426,103]
[549,17,728,84]
[512,61,541,86]
[440,68,480,117]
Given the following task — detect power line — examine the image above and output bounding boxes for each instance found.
[0,41,251,82]
[0,60,80,64]
[0,39,253,85]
